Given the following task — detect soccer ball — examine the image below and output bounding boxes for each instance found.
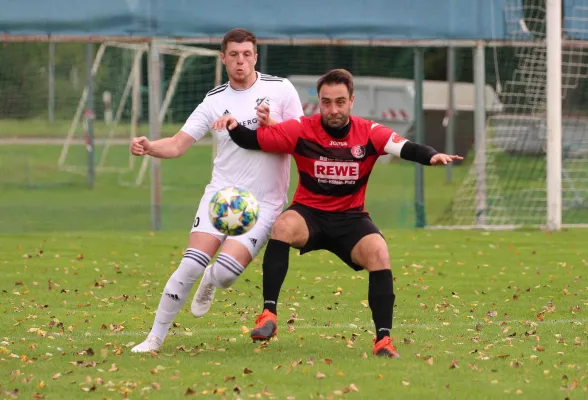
[208,187,259,236]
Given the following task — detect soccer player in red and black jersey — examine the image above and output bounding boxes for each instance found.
[225,69,462,357]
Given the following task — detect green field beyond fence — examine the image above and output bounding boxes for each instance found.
[0,143,469,233]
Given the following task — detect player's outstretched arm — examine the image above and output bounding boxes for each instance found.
[226,116,301,154]
[396,141,462,165]
[129,131,195,159]
[373,125,463,166]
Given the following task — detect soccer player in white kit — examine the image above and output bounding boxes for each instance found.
[129,28,303,353]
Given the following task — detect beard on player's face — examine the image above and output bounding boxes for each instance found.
[322,110,350,128]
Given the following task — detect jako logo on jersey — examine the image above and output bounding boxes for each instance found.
[391,132,406,143]
[351,145,366,159]
[329,141,348,146]
[314,161,359,180]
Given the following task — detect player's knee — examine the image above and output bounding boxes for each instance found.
[172,250,210,284]
[367,246,390,271]
[354,235,390,271]
[210,253,245,289]
[270,216,300,244]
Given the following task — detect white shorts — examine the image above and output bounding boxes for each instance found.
[190,186,284,258]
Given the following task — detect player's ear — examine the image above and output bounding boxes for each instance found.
[349,95,355,109]
[220,52,227,66]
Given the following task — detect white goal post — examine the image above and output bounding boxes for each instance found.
[134,42,222,187]
[57,41,148,174]
[56,40,222,182]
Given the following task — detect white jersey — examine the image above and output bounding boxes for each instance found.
[181,72,303,207]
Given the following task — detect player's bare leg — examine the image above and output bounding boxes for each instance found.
[131,232,221,353]
[351,233,400,358]
[251,210,310,341]
[191,239,252,317]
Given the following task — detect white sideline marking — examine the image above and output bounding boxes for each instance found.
[2,318,585,342]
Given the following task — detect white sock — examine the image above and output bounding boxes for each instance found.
[149,248,210,339]
[209,253,245,289]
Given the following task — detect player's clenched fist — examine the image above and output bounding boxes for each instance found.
[130,136,151,156]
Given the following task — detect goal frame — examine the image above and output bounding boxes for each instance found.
[57,41,149,174]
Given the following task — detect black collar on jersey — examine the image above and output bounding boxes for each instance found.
[321,118,351,139]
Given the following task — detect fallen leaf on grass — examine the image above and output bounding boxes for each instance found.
[449,359,459,369]
[243,368,253,375]
[343,384,359,393]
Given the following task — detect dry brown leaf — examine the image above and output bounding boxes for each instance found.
[316,372,326,379]
[243,367,253,375]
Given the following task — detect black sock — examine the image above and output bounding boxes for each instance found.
[368,269,395,341]
[262,239,290,315]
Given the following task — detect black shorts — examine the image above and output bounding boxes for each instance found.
[286,203,383,271]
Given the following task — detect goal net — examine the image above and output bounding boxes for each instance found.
[57,41,221,183]
[436,0,588,228]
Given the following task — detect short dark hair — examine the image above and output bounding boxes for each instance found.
[316,69,354,97]
[221,28,257,53]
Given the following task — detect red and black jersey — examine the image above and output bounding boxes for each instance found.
[257,114,399,212]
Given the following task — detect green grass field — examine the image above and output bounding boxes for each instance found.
[1,141,586,398]
[1,229,587,399]
[0,119,181,139]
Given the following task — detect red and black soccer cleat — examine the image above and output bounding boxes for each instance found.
[373,336,400,358]
[250,309,278,341]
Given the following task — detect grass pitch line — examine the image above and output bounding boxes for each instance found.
[3,318,584,342]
